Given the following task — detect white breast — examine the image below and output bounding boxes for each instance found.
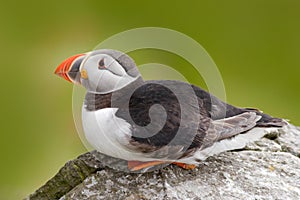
[82,107,133,159]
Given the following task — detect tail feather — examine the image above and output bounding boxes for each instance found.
[243,108,287,127]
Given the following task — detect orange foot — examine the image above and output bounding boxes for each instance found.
[172,162,196,170]
[128,160,166,171]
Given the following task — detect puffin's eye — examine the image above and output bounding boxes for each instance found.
[98,58,105,69]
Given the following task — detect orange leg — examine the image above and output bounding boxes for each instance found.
[128,160,166,171]
[172,162,196,170]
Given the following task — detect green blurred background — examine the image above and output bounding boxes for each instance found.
[1,0,299,199]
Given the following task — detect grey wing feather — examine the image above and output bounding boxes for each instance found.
[202,112,261,148]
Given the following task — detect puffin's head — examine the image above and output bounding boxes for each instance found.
[55,49,141,93]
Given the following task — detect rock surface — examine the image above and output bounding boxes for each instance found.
[27,124,300,200]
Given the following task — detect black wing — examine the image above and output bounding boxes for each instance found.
[114,81,210,159]
[114,80,268,160]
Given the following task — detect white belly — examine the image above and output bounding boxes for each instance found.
[82,107,133,159]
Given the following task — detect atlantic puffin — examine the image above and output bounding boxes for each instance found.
[55,49,286,171]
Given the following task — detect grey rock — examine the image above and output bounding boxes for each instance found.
[277,124,300,157]
[27,124,300,200]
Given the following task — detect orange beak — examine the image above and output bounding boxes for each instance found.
[54,54,85,83]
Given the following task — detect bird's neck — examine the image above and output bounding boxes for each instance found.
[84,77,144,111]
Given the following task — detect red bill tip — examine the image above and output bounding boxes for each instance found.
[55,54,85,82]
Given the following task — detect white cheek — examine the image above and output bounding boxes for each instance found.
[96,71,123,90]
[81,69,102,91]
[107,63,126,76]
[81,63,139,93]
